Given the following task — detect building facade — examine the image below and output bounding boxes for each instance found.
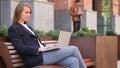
[0,0,54,32]
[48,0,120,35]
[0,0,120,34]
[48,0,120,16]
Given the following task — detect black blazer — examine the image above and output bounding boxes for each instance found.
[8,23,44,67]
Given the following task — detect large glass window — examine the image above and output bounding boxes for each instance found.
[93,0,97,11]
[97,0,112,35]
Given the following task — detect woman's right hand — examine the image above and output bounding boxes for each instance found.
[38,47,47,52]
[38,45,56,52]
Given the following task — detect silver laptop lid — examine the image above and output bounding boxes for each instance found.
[57,31,72,48]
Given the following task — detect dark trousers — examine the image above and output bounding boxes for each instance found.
[73,21,80,32]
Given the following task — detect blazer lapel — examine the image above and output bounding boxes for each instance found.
[16,23,36,36]
[23,27,34,36]
[16,23,43,44]
[27,25,38,36]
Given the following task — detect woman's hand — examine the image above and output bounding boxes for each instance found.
[38,45,56,52]
[38,47,47,52]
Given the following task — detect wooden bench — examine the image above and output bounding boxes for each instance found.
[0,42,95,68]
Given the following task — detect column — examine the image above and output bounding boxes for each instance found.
[112,15,120,34]
[81,10,97,32]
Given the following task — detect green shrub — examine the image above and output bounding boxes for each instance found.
[0,25,9,37]
[72,31,80,37]
[72,27,97,37]
[105,30,117,36]
[35,30,47,36]
[46,30,60,36]
[35,30,60,37]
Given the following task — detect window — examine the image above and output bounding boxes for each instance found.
[93,0,97,11]
[97,0,112,35]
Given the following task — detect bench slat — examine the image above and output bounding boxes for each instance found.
[11,54,21,59]
[9,50,17,54]
[12,58,23,63]
[85,62,95,67]
[7,45,15,50]
[13,63,24,68]
[3,42,12,45]
[84,58,92,63]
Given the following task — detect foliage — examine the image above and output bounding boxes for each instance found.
[0,25,60,37]
[105,30,117,36]
[35,30,60,37]
[102,0,110,18]
[46,30,60,37]
[0,25,98,37]
[72,27,97,37]
[35,30,47,36]
[0,25,9,37]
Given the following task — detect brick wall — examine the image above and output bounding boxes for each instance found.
[48,0,69,11]
[111,0,120,15]
[119,0,120,15]
[113,0,119,15]
[83,0,92,10]
[68,0,75,9]
[48,0,92,11]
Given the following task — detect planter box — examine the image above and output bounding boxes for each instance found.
[69,36,117,68]
[69,36,96,60]
[39,36,56,41]
[0,36,56,42]
[118,36,120,60]
[0,37,10,42]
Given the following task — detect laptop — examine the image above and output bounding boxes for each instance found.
[42,31,72,52]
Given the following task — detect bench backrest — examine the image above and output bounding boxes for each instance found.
[0,42,24,68]
[0,42,68,68]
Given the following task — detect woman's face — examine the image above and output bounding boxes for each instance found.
[19,6,31,23]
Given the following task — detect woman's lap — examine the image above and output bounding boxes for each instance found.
[42,46,78,65]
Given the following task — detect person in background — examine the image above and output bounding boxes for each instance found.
[70,1,83,32]
[8,2,86,68]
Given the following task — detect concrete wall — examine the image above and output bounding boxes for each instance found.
[1,0,11,26]
[0,0,54,32]
[1,0,34,26]
[33,1,54,32]
[81,10,97,32]
[48,0,72,32]
[36,0,48,2]
[54,10,72,32]
[112,15,120,34]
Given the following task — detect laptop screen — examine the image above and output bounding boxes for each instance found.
[57,31,72,48]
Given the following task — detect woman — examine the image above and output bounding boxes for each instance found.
[8,2,86,68]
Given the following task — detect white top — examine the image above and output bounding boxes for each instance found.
[20,23,44,48]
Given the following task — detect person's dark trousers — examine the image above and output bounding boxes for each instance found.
[73,21,80,32]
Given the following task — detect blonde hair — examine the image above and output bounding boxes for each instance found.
[12,2,32,24]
